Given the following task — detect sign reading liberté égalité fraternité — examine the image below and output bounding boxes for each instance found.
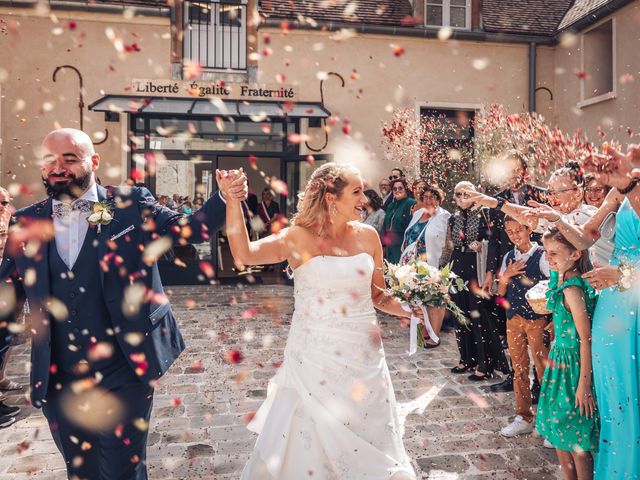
[132,79,298,101]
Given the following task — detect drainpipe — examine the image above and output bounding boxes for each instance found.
[528,42,537,112]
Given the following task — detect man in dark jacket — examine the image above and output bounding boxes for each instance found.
[489,151,546,395]
[0,128,247,479]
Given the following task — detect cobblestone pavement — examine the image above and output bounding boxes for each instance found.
[0,285,561,479]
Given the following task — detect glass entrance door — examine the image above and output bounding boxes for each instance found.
[215,155,282,278]
[284,157,328,216]
[153,154,218,284]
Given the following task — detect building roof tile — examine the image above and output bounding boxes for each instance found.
[482,0,573,36]
[558,0,614,30]
[258,0,414,27]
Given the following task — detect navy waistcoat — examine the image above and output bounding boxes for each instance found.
[505,247,548,321]
[48,226,129,378]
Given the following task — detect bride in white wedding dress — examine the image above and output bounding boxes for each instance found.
[217,163,418,480]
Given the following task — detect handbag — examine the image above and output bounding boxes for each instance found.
[476,239,489,285]
[475,209,498,294]
[400,220,430,264]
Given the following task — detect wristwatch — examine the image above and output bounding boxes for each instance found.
[495,198,505,210]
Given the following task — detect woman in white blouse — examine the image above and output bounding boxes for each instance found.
[401,184,451,348]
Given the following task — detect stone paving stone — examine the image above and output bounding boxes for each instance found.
[468,452,509,472]
[416,454,471,474]
[0,284,561,478]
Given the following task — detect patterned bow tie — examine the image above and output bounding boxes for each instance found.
[52,199,93,218]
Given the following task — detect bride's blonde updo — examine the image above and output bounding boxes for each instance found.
[292,162,360,233]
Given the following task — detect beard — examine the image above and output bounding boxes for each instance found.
[43,171,93,200]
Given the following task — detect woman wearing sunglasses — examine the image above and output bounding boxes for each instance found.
[382,179,416,264]
[440,182,508,380]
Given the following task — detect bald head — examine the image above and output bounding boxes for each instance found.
[43,128,95,159]
[41,128,99,199]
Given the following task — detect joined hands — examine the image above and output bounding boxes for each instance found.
[216,168,249,201]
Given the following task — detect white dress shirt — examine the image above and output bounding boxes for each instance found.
[52,184,99,269]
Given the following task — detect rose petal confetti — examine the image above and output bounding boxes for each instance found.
[225,349,244,364]
[390,44,405,57]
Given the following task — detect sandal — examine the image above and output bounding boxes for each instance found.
[0,378,23,391]
[423,339,441,349]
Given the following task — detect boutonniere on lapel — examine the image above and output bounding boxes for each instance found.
[88,200,114,233]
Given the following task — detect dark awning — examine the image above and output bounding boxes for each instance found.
[89,95,331,119]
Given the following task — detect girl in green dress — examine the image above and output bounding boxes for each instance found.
[538,226,599,480]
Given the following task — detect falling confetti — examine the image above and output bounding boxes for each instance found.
[225,349,244,364]
[390,44,405,57]
[188,359,205,373]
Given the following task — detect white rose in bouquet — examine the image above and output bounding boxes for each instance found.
[394,264,415,287]
[88,212,102,224]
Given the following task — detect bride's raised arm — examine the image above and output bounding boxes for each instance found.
[217,169,292,270]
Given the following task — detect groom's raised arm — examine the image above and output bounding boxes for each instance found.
[137,187,227,245]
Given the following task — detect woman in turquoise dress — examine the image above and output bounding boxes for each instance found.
[528,145,640,479]
[382,179,416,264]
[588,198,640,478]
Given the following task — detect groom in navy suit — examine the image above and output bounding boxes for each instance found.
[0,128,247,479]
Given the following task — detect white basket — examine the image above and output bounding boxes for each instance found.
[525,280,551,315]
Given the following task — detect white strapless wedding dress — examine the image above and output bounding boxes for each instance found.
[241,253,416,480]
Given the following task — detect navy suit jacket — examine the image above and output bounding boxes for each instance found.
[0,185,226,405]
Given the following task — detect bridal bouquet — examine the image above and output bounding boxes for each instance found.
[384,260,468,354]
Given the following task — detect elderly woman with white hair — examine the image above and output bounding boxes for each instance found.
[440,181,509,381]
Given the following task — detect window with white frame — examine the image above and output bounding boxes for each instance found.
[580,19,615,105]
[425,0,471,29]
[183,0,247,71]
